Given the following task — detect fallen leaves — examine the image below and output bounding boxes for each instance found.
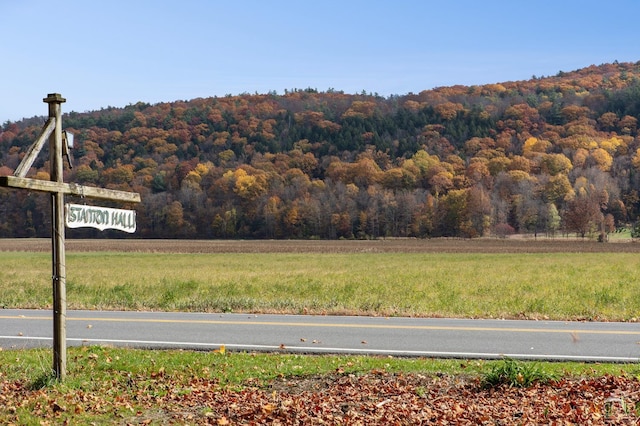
[2,369,640,424]
[204,373,640,424]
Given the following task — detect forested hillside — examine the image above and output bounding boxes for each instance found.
[2,61,640,239]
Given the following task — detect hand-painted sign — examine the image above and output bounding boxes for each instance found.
[65,203,136,233]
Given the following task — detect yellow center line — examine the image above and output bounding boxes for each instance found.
[2,315,639,335]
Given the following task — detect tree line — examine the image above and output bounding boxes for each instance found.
[1,61,640,240]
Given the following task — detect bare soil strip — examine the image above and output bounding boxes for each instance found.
[0,237,638,253]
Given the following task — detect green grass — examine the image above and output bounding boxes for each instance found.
[481,357,555,388]
[608,228,633,241]
[1,251,640,320]
[3,346,638,389]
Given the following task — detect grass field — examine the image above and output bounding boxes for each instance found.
[1,238,640,320]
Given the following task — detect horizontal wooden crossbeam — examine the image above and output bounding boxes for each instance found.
[0,175,141,203]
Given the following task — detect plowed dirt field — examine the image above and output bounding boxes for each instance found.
[0,237,638,253]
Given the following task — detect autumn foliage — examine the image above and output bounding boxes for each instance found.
[2,62,640,239]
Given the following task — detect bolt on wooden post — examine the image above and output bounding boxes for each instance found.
[0,94,141,380]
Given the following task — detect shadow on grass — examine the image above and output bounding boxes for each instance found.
[28,372,58,390]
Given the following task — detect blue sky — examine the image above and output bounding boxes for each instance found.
[2,0,639,123]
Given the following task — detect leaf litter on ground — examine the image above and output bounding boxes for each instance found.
[3,369,640,424]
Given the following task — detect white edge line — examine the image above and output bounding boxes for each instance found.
[1,336,639,363]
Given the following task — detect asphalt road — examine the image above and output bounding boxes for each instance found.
[1,309,639,362]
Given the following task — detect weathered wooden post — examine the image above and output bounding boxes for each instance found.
[0,94,141,381]
[46,93,67,380]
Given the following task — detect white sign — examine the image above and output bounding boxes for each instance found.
[65,203,136,233]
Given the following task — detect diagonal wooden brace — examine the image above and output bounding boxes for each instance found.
[14,117,56,178]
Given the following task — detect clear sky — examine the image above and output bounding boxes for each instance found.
[2,0,639,123]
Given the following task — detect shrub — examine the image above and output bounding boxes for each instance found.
[482,358,554,388]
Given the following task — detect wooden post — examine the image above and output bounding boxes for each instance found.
[45,93,67,380]
[0,94,141,382]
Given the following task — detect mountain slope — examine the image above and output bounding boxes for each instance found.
[1,61,639,239]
